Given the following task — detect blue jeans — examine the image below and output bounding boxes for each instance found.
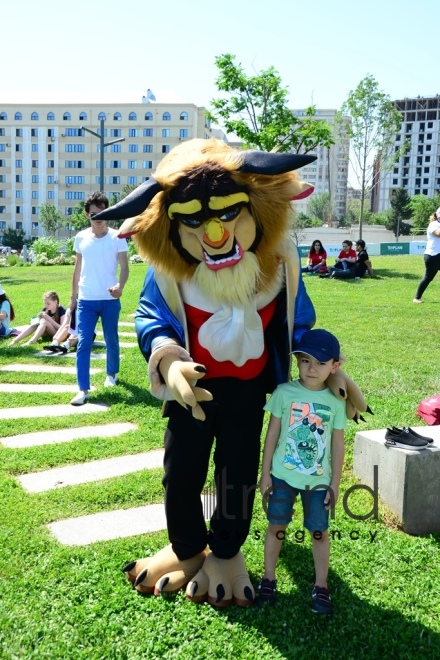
[266,475,329,532]
[76,298,121,391]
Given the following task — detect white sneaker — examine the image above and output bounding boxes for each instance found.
[70,391,89,406]
[104,375,118,387]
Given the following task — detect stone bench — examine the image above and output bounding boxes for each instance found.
[353,427,440,535]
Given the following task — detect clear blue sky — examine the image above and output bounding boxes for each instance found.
[2,0,439,112]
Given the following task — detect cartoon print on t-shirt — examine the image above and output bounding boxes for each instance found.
[282,401,331,476]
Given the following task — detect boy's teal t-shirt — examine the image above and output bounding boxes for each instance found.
[264,380,346,489]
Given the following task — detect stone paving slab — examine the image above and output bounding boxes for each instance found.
[18,449,164,492]
[34,351,107,360]
[97,330,137,338]
[2,402,109,420]
[0,383,79,394]
[48,496,216,546]
[0,363,102,375]
[2,422,138,449]
[93,341,137,349]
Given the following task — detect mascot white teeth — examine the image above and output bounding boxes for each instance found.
[95,138,368,607]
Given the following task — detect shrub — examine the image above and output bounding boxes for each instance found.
[65,237,75,258]
[32,237,61,260]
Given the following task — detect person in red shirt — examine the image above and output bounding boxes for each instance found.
[332,240,356,272]
[301,240,327,275]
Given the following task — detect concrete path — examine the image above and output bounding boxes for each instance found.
[0,363,102,375]
[93,341,137,349]
[118,322,135,328]
[48,496,216,546]
[2,422,137,449]
[0,383,80,394]
[2,402,109,420]
[97,330,136,338]
[18,449,164,492]
[34,351,107,359]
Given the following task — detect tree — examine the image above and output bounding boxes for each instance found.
[386,188,412,238]
[409,194,440,231]
[1,228,27,251]
[70,201,89,232]
[39,203,65,236]
[337,75,407,239]
[207,53,334,153]
[307,192,333,225]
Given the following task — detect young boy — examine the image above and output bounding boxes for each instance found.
[256,329,346,615]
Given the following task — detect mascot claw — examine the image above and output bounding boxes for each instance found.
[186,551,254,608]
[123,545,208,596]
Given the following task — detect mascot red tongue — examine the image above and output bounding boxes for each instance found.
[95,138,363,607]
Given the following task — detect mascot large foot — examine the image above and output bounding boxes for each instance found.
[123,545,208,595]
[186,550,254,608]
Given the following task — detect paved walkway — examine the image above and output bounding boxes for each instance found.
[1,319,187,547]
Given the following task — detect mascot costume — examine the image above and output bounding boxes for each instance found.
[95,138,368,607]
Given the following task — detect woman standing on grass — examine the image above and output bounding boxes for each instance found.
[0,284,16,338]
[414,208,440,303]
[10,290,66,346]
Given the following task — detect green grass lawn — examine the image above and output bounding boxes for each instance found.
[0,257,439,659]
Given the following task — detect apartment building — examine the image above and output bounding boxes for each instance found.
[375,95,440,212]
[0,100,210,238]
[290,109,350,221]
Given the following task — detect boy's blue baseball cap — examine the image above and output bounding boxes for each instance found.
[292,329,340,362]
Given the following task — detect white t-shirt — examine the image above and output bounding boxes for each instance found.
[425,220,440,256]
[74,227,128,301]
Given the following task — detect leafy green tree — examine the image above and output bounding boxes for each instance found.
[386,188,411,237]
[409,194,440,231]
[70,202,88,232]
[39,203,65,237]
[1,228,27,251]
[337,75,407,239]
[207,53,334,153]
[307,192,333,225]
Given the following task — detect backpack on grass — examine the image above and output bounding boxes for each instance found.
[417,395,440,425]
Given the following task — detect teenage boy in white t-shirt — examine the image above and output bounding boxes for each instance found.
[70,192,129,405]
[414,207,440,302]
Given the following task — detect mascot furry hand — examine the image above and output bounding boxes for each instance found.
[96,138,362,607]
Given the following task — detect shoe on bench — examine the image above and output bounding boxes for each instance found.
[391,426,433,444]
[385,427,429,450]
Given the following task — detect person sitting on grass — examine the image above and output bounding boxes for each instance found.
[10,290,66,346]
[327,240,374,279]
[301,240,328,275]
[256,329,346,615]
[0,284,17,338]
[43,307,78,353]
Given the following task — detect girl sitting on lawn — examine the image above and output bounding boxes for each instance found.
[0,284,17,338]
[10,290,66,346]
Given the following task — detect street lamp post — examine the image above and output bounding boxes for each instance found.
[80,118,125,193]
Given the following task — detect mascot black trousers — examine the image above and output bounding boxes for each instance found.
[162,374,267,560]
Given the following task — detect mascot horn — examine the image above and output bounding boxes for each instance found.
[95,138,369,607]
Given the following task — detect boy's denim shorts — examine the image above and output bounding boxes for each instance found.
[266,475,329,532]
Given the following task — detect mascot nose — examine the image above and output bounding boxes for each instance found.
[203,218,229,247]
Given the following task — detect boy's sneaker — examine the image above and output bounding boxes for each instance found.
[58,343,70,354]
[104,375,118,387]
[311,586,332,615]
[255,578,277,606]
[385,427,429,450]
[70,391,89,406]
